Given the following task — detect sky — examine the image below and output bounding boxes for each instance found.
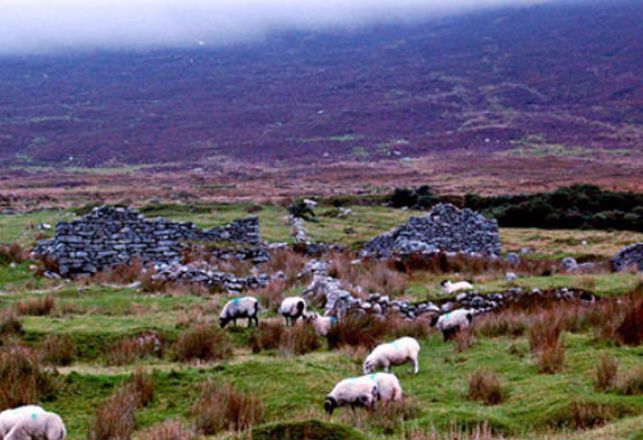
[0,0,563,55]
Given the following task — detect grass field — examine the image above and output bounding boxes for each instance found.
[0,203,641,440]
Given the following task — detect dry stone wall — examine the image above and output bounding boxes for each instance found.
[611,243,643,271]
[362,203,500,257]
[34,205,262,276]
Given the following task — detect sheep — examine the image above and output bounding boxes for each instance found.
[279,296,307,326]
[303,312,337,337]
[441,280,474,294]
[363,336,420,375]
[4,409,66,440]
[0,406,46,438]
[324,376,379,415]
[431,308,473,341]
[367,372,403,402]
[219,296,259,328]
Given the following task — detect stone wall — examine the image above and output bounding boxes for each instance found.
[362,203,500,257]
[34,205,262,276]
[611,243,643,271]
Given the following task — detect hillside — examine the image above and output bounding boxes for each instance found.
[0,0,641,168]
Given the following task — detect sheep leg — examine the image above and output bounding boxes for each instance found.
[411,357,419,375]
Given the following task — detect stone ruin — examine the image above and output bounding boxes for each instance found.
[362,203,501,258]
[611,243,643,272]
[34,205,264,277]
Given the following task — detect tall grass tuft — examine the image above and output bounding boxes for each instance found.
[279,324,321,356]
[138,419,197,440]
[106,332,163,366]
[468,370,504,405]
[249,321,285,353]
[326,313,389,350]
[615,367,643,396]
[193,380,265,435]
[15,295,56,316]
[173,325,232,362]
[0,309,23,337]
[529,312,565,374]
[593,354,618,392]
[39,335,75,366]
[0,346,58,410]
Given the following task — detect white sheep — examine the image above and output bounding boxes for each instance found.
[366,372,403,402]
[441,280,474,294]
[279,296,307,326]
[363,336,420,375]
[324,376,379,415]
[0,406,45,438]
[219,296,259,328]
[1,407,66,440]
[303,312,337,337]
[431,308,473,341]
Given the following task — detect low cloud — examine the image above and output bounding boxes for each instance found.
[0,0,560,55]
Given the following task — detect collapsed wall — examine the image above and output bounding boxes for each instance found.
[362,203,500,257]
[34,205,262,276]
[611,243,643,272]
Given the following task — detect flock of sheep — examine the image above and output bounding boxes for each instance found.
[219,280,475,416]
[0,281,473,440]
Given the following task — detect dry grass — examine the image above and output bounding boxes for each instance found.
[468,370,504,405]
[249,321,285,353]
[0,345,58,410]
[106,332,163,366]
[192,380,265,435]
[279,324,321,356]
[125,369,155,407]
[329,254,408,297]
[39,335,76,366]
[551,400,617,430]
[172,325,232,362]
[92,259,145,284]
[615,366,643,396]
[593,354,618,392]
[0,243,27,265]
[15,294,55,316]
[137,419,197,440]
[0,309,23,337]
[475,310,527,338]
[616,293,643,346]
[529,312,565,374]
[254,280,286,313]
[364,398,420,435]
[261,248,307,287]
[401,422,499,440]
[326,313,389,350]
[454,329,473,353]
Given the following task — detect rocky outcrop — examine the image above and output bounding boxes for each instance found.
[33,205,263,276]
[611,243,643,271]
[362,203,500,258]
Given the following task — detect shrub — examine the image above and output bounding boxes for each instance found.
[15,295,56,316]
[249,321,285,353]
[193,380,265,434]
[529,312,565,373]
[0,309,23,337]
[615,367,643,396]
[173,325,232,362]
[0,243,26,265]
[87,385,139,440]
[279,324,321,356]
[39,335,75,366]
[125,369,155,407]
[326,314,389,350]
[593,354,618,392]
[106,332,163,366]
[468,370,504,405]
[0,346,58,410]
[138,419,197,440]
[475,310,526,338]
[551,400,617,430]
[616,295,643,346]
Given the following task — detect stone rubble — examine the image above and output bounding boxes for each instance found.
[362,203,501,258]
[152,262,269,294]
[611,243,643,272]
[33,205,263,276]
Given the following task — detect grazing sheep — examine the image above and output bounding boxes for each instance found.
[324,376,379,415]
[363,337,420,375]
[279,297,307,326]
[4,410,66,440]
[0,406,45,438]
[367,372,403,402]
[303,312,337,337]
[219,296,259,328]
[431,308,473,341]
[441,280,474,294]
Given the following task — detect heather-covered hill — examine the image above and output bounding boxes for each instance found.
[0,0,641,167]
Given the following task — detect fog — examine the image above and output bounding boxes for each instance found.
[0,0,564,55]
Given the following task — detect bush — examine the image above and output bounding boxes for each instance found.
[39,335,75,366]
[15,295,55,316]
[279,324,321,356]
[249,321,285,353]
[467,370,504,406]
[0,346,58,410]
[615,367,643,396]
[0,309,23,337]
[593,354,618,392]
[193,380,265,434]
[327,314,389,350]
[138,419,197,440]
[106,332,163,366]
[173,325,232,362]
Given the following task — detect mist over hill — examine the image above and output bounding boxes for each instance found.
[0,0,640,168]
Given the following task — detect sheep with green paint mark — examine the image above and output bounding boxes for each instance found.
[1,406,66,440]
[363,336,420,375]
[367,372,403,402]
[219,296,259,328]
[324,376,379,415]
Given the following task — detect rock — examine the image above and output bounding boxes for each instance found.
[362,203,500,257]
[506,252,520,266]
[562,257,578,271]
[506,272,517,281]
[611,243,643,272]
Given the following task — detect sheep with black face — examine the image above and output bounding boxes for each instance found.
[324,376,379,415]
[363,336,420,375]
[431,308,473,341]
[279,296,307,326]
[219,296,259,328]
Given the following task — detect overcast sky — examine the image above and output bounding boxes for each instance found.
[0,0,565,55]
